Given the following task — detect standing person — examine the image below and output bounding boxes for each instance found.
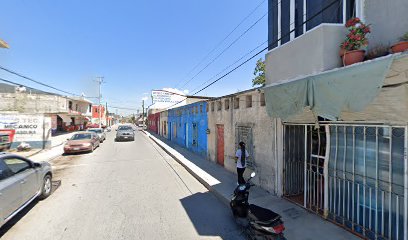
[235,141,249,185]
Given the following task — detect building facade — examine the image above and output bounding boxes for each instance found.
[167,101,208,156]
[206,89,277,192]
[0,83,92,148]
[147,112,160,134]
[91,105,106,127]
[264,1,408,239]
[159,111,168,139]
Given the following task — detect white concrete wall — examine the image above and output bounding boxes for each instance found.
[364,0,408,51]
[160,111,168,139]
[0,92,68,114]
[207,89,277,193]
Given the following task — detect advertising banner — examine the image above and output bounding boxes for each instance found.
[0,114,51,143]
[151,90,185,104]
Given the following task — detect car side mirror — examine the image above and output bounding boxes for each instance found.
[66,138,70,141]
[33,162,41,168]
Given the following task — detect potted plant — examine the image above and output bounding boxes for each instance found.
[391,32,408,53]
[340,17,371,66]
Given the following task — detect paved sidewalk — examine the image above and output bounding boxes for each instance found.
[143,130,359,240]
[9,131,77,161]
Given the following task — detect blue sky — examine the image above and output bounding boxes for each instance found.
[0,0,267,114]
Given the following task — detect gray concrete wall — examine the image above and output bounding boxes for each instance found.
[364,0,408,50]
[207,90,277,193]
[265,24,346,84]
[0,92,68,114]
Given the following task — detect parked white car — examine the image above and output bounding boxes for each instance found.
[87,128,106,142]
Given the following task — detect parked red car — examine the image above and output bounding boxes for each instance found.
[64,132,100,154]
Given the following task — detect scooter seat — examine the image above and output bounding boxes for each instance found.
[248,204,281,223]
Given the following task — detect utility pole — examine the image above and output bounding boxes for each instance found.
[105,102,108,127]
[95,77,104,128]
[142,99,145,127]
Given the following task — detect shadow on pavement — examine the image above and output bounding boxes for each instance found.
[0,180,62,237]
[179,191,245,240]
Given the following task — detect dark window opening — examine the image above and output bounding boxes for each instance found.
[260,93,266,106]
[281,0,291,44]
[246,95,252,108]
[234,97,240,109]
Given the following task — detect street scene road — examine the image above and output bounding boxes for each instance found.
[0,129,243,240]
[2,1,408,239]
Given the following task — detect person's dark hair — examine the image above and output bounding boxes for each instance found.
[239,141,246,166]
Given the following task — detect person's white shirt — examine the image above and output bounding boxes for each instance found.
[235,149,249,168]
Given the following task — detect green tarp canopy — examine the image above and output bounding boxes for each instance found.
[263,56,394,121]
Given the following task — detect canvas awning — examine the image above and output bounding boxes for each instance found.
[263,55,395,121]
[58,114,72,123]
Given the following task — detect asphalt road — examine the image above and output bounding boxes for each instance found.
[0,129,244,240]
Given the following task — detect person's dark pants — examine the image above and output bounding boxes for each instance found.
[237,167,246,184]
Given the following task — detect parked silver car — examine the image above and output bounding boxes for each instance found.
[87,128,106,142]
[115,125,135,141]
[0,153,53,228]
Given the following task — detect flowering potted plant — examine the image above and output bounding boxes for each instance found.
[340,17,371,66]
[391,32,408,53]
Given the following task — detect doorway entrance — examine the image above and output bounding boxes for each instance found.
[185,123,189,147]
[216,125,224,166]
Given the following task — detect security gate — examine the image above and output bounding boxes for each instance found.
[283,125,305,203]
[236,125,254,169]
[283,123,407,240]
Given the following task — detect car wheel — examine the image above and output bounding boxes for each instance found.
[39,174,52,200]
[91,144,94,152]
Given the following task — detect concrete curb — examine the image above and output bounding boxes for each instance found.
[24,140,66,158]
[142,130,231,206]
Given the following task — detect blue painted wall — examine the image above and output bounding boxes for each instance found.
[167,101,207,156]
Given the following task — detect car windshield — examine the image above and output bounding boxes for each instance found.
[118,126,132,131]
[88,129,102,133]
[70,134,92,140]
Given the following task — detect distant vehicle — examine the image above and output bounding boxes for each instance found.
[106,126,112,132]
[64,132,100,154]
[0,153,53,228]
[115,125,135,141]
[0,133,11,151]
[87,128,106,142]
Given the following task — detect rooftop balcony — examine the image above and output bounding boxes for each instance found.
[265,24,346,85]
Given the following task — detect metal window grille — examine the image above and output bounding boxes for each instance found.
[283,123,407,240]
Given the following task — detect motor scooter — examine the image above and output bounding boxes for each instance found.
[230,172,286,240]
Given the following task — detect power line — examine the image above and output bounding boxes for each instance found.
[160,0,341,111]
[0,65,80,96]
[174,0,266,88]
[178,2,272,89]
[192,0,341,96]
[107,105,139,111]
[0,77,54,95]
[190,39,268,94]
